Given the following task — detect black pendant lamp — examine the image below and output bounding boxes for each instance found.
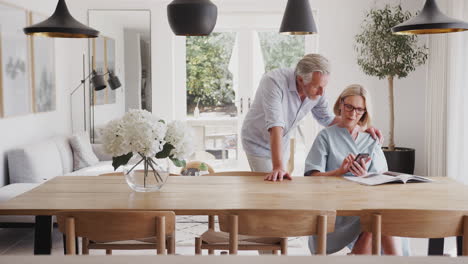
[280,0,318,35]
[392,0,468,35]
[167,0,218,36]
[24,0,99,38]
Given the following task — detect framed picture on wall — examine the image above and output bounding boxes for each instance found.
[106,37,116,104]
[92,36,106,105]
[0,3,31,118]
[30,12,56,113]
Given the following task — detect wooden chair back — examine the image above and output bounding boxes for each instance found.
[219,210,335,237]
[57,211,175,255]
[360,209,468,255]
[205,171,268,176]
[218,210,335,255]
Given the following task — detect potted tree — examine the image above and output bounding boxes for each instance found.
[354,5,428,174]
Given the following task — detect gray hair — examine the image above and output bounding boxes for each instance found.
[295,54,331,84]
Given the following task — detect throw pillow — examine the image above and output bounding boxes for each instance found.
[70,132,99,171]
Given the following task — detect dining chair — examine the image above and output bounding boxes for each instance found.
[195,209,336,255]
[57,211,176,255]
[181,161,215,175]
[201,171,268,249]
[360,209,468,256]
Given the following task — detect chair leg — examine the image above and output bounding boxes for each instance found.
[317,215,327,255]
[228,215,238,255]
[372,214,382,256]
[167,235,176,255]
[82,238,89,255]
[280,238,288,255]
[65,217,76,255]
[105,249,112,255]
[156,216,166,255]
[195,237,202,255]
[208,215,215,230]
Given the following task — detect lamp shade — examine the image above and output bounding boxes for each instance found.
[167,0,218,36]
[392,0,468,35]
[108,71,122,90]
[91,71,107,91]
[280,0,318,35]
[23,0,99,38]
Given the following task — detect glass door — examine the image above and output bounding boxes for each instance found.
[185,12,318,173]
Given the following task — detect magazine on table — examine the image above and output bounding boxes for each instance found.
[344,171,433,186]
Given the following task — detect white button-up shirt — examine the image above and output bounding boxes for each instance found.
[241,68,335,158]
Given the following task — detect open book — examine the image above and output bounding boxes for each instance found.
[344,171,433,186]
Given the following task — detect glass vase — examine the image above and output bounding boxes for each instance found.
[124,157,169,192]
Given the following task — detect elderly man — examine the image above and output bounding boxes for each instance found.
[241,54,382,181]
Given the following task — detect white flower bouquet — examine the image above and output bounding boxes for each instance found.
[101,109,194,185]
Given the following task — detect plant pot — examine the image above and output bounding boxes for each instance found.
[382,147,415,174]
[124,157,169,192]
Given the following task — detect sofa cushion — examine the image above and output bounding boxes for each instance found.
[53,136,74,174]
[0,183,40,223]
[70,132,99,171]
[8,140,64,183]
[64,161,119,176]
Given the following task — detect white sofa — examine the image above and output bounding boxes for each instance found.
[0,135,117,224]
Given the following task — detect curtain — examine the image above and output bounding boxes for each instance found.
[425,32,448,176]
[446,0,468,184]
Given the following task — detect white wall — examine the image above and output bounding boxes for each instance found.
[0,0,88,186]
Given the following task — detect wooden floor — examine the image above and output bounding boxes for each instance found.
[0,226,459,256]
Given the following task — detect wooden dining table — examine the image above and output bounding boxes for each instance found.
[0,175,467,255]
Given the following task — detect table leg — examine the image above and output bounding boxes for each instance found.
[457,236,463,256]
[62,235,80,255]
[34,215,52,255]
[428,238,444,255]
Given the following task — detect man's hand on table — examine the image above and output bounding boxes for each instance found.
[264,168,292,182]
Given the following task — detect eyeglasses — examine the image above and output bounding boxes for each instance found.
[343,103,366,115]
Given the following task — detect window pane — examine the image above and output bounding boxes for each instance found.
[258,32,305,72]
[186,33,237,117]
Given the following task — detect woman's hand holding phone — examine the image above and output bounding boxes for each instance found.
[338,154,355,175]
[350,153,372,177]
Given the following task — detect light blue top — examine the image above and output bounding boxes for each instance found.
[305,125,388,254]
[305,125,388,176]
[241,68,335,158]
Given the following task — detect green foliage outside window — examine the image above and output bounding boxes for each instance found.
[258,32,305,72]
[186,32,306,115]
[186,33,236,114]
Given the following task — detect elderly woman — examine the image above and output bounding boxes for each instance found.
[305,84,400,255]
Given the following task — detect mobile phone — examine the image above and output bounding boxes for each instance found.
[354,153,369,163]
